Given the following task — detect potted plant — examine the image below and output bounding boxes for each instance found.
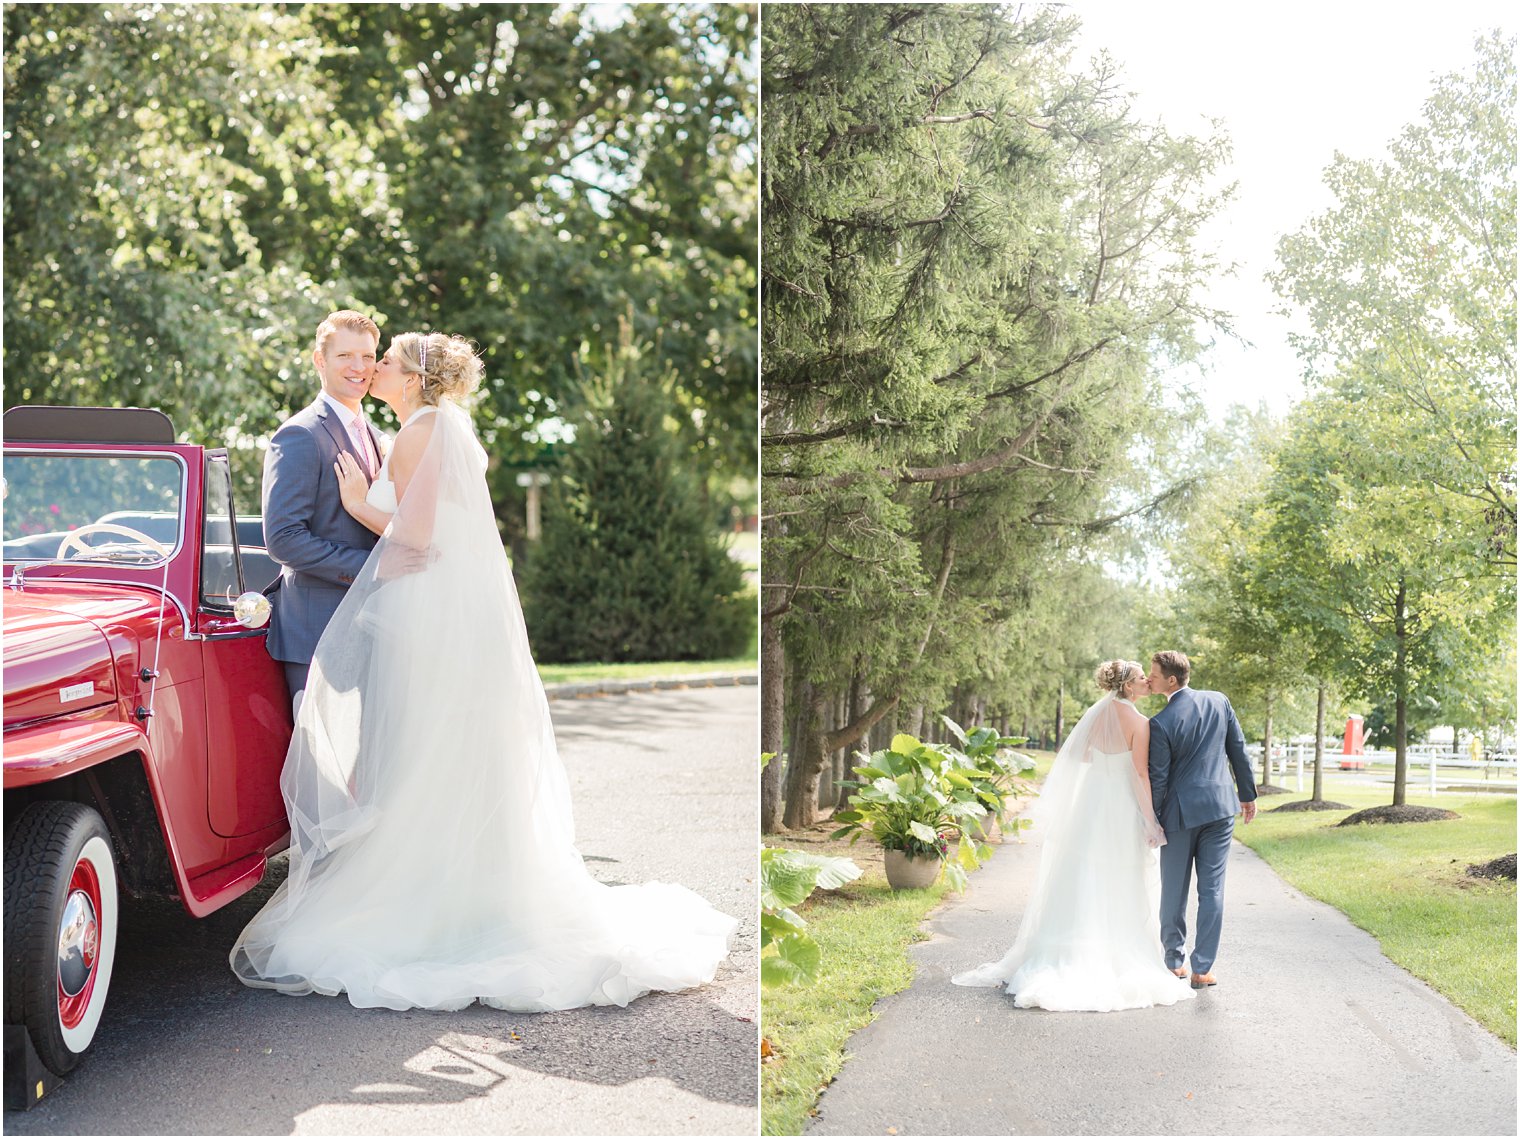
[937,716,1037,837]
[830,733,996,890]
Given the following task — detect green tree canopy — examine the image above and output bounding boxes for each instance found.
[4,3,757,520]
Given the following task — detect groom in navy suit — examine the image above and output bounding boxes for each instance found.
[263,310,384,707]
[1146,650,1257,989]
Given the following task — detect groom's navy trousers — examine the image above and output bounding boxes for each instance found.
[1149,687,1256,976]
[1159,814,1234,974]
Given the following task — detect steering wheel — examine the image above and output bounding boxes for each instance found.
[56,522,172,561]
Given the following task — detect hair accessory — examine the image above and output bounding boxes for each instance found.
[418,337,428,373]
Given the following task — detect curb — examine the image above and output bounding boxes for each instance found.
[542,671,759,700]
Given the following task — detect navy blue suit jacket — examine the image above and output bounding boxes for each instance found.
[262,398,381,664]
[1148,687,1256,832]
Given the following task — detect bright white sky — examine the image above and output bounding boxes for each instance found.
[1065,0,1515,421]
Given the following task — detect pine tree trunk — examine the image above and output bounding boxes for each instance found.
[1393,577,1409,807]
[760,618,785,834]
[1312,681,1326,802]
[1054,681,1065,747]
[816,694,839,810]
[907,704,925,738]
[838,674,864,796]
[783,685,829,830]
[824,689,848,808]
[866,687,891,752]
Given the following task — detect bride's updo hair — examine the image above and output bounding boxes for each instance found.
[393,332,484,406]
[1094,659,1142,694]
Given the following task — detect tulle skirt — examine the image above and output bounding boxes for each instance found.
[231,497,736,1012]
[952,750,1194,1012]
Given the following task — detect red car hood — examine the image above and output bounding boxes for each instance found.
[3,586,130,728]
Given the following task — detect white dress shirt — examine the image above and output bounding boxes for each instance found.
[319,391,378,476]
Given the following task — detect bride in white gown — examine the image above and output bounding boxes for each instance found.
[952,660,1194,1012]
[230,332,736,1012]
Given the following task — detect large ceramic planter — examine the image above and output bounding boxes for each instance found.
[884,849,942,890]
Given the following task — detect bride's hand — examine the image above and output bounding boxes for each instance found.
[334,453,369,514]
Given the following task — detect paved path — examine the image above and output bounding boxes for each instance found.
[7,686,757,1136]
[808,826,1516,1136]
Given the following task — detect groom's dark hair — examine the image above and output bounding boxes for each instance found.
[1152,650,1190,686]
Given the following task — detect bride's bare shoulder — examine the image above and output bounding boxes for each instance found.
[1117,702,1150,727]
[391,413,437,454]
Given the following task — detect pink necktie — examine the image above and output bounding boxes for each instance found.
[352,417,376,476]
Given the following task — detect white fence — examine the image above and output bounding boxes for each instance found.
[1244,743,1518,795]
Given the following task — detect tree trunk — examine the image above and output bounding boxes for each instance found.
[1054,681,1065,747]
[906,704,925,738]
[1312,681,1326,802]
[1261,693,1275,787]
[783,685,829,830]
[760,618,786,834]
[1393,577,1409,807]
[867,691,892,752]
[816,692,839,810]
[838,673,864,796]
[823,688,849,808]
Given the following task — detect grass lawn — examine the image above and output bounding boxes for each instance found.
[761,749,1056,1136]
[1237,785,1516,1046]
[536,654,756,685]
[536,608,758,685]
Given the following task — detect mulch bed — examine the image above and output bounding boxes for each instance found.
[1256,783,1294,795]
[1336,804,1461,826]
[1466,853,1517,880]
[1269,799,1352,812]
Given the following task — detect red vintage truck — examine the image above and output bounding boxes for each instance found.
[3,405,293,1091]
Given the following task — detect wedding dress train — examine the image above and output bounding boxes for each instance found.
[952,695,1194,1012]
[231,403,736,1012]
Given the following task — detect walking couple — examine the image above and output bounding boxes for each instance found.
[954,651,1257,1011]
[230,309,735,1012]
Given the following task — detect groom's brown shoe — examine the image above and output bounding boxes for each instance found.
[1190,972,1217,989]
[1170,966,1188,978]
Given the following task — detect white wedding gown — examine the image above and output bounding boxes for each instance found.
[231,404,736,1012]
[952,696,1194,1011]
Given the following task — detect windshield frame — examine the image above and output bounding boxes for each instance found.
[2,446,191,569]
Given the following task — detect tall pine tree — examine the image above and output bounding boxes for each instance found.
[522,321,752,663]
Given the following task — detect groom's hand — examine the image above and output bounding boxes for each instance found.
[376,541,439,580]
[1241,800,1257,824]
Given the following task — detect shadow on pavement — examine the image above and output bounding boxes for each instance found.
[5,862,755,1136]
[551,689,743,755]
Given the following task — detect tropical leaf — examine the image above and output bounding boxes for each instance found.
[890,733,923,755]
[761,931,823,986]
[908,820,938,844]
[760,908,807,949]
[773,849,863,890]
[760,849,821,910]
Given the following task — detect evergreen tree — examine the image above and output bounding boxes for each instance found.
[522,323,751,663]
[761,3,1229,829]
